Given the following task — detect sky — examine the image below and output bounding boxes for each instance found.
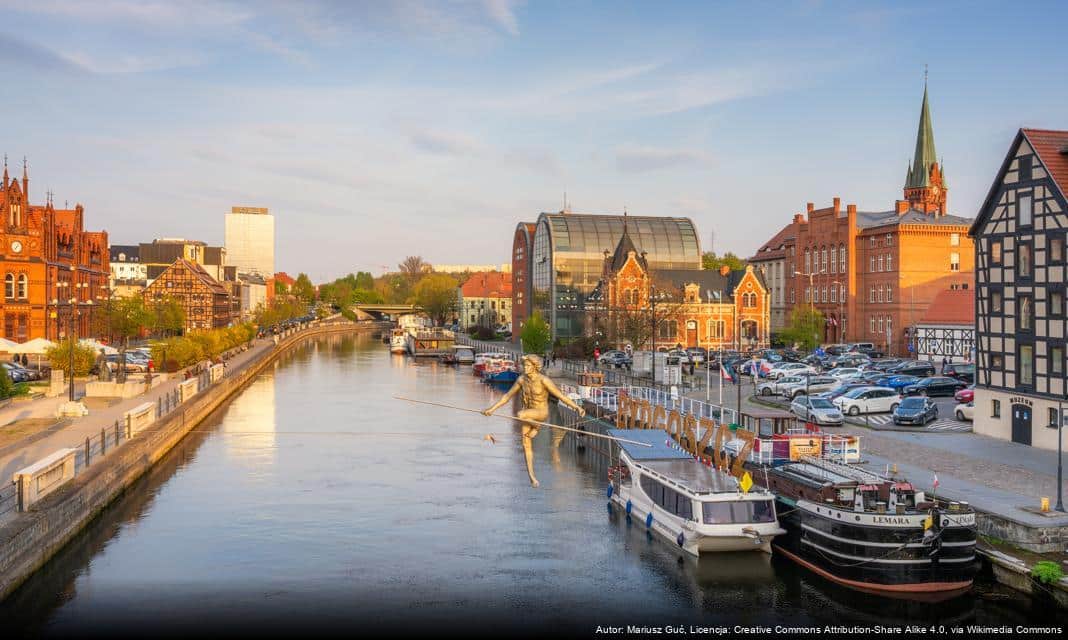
[1,0,1066,282]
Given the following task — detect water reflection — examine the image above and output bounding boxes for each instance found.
[0,334,1060,637]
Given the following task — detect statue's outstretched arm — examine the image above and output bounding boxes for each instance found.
[543,378,585,416]
[483,380,520,415]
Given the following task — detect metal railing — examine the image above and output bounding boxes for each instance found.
[0,322,337,519]
[454,335,521,362]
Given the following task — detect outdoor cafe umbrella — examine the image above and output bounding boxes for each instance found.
[8,337,57,371]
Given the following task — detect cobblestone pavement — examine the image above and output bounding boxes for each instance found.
[856,429,1062,499]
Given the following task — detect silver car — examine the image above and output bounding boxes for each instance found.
[781,376,840,400]
[757,374,804,396]
[790,396,844,426]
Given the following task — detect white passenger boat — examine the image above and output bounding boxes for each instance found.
[607,428,785,555]
[389,328,408,354]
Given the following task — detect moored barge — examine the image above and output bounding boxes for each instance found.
[761,456,978,597]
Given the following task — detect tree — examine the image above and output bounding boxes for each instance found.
[274,279,289,295]
[150,295,185,337]
[354,271,375,290]
[596,274,686,351]
[413,273,458,325]
[293,273,316,302]
[780,306,825,352]
[46,339,97,377]
[519,310,552,355]
[702,251,746,272]
[399,256,428,279]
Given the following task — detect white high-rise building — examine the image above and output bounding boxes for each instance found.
[225,206,275,277]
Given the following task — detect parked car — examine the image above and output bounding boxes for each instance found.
[782,376,840,400]
[599,351,631,368]
[828,367,863,380]
[823,344,851,356]
[866,358,904,372]
[954,402,974,421]
[767,362,816,380]
[685,347,707,364]
[790,396,844,426]
[893,397,939,425]
[942,362,975,383]
[954,385,975,404]
[813,382,871,402]
[880,374,922,391]
[1,362,30,383]
[597,350,627,365]
[667,349,691,365]
[901,376,969,397]
[833,386,902,416]
[104,354,147,373]
[854,347,886,359]
[849,342,875,352]
[833,354,871,369]
[757,374,809,396]
[887,361,936,377]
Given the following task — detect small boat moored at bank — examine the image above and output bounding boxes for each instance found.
[607,428,785,556]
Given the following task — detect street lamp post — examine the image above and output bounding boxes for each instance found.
[832,280,845,343]
[1054,402,1066,512]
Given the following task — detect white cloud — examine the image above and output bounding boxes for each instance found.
[482,0,522,36]
[616,145,710,173]
[408,128,486,156]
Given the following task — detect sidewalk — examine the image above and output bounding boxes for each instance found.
[0,339,275,482]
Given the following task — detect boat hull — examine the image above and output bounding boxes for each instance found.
[772,498,978,595]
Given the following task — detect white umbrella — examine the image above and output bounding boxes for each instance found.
[9,337,56,355]
[0,337,18,351]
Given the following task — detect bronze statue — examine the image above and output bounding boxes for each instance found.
[482,354,585,488]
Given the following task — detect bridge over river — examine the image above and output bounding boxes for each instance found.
[0,333,1053,636]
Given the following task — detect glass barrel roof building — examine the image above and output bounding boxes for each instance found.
[530,212,701,340]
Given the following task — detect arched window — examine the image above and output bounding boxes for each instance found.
[829,246,837,273]
[804,249,811,274]
[839,244,846,273]
[821,247,828,272]
[3,274,12,299]
[17,274,27,299]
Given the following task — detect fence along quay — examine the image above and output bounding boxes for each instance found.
[0,320,376,601]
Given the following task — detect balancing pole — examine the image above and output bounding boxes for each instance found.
[393,396,652,447]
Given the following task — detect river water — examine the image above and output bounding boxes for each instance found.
[0,335,1059,637]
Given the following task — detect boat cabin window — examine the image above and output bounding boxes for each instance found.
[640,475,694,520]
[702,500,776,524]
[836,488,855,504]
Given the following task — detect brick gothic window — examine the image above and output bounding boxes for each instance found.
[886,254,892,271]
[878,255,884,272]
[869,286,875,303]
[886,316,892,337]
[3,274,11,299]
[830,247,836,273]
[821,248,828,273]
[870,255,876,272]
[804,249,810,274]
[870,316,876,333]
[886,286,892,302]
[830,286,837,303]
[17,274,26,299]
[870,237,876,248]
[877,285,883,303]
[885,233,893,246]
[839,245,846,273]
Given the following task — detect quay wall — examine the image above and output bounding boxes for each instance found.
[0,322,377,601]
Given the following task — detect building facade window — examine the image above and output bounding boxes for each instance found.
[1052,345,1065,375]
[1019,194,1032,227]
[950,233,960,246]
[869,286,875,303]
[886,286,893,302]
[870,237,877,248]
[878,316,884,334]
[1017,243,1032,278]
[839,245,846,273]
[1052,289,1065,317]
[821,248,828,272]
[991,289,1003,312]
[950,252,960,271]
[870,316,876,333]
[790,289,795,304]
[829,247,836,273]
[1019,345,1034,386]
[886,254,893,271]
[830,286,837,303]
[885,233,893,246]
[992,241,1002,264]
[1019,295,1033,331]
[991,398,1001,418]
[877,285,884,303]
[3,274,11,299]
[1052,235,1066,264]
[992,354,1004,369]
[870,255,876,272]
[17,274,26,299]
[804,249,811,274]
[886,316,892,337]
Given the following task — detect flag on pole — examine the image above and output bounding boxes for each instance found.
[721,365,733,382]
[933,474,939,490]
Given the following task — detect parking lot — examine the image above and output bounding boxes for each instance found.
[753,391,972,433]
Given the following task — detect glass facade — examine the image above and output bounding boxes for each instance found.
[530,213,701,340]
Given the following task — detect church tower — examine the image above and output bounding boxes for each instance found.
[903,82,947,215]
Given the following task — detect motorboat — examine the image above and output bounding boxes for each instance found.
[607,429,785,555]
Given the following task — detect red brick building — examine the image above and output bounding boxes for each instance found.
[510,222,536,337]
[0,160,109,342]
[758,85,975,355]
[588,223,770,351]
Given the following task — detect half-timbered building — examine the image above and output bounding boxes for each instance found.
[914,288,975,362]
[970,128,1068,450]
[143,258,234,332]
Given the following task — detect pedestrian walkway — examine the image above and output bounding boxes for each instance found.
[857,413,971,432]
[0,339,274,483]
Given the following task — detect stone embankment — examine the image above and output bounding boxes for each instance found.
[0,321,377,601]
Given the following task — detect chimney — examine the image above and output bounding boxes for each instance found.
[806,202,815,214]
[793,213,805,224]
[847,203,857,217]
[895,200,909,215]
[719,265,731,277]
[833,197,841,214]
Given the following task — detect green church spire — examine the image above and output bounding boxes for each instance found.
[907,82,938,189]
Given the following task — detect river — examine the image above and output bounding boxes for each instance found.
[0,334,1058,637]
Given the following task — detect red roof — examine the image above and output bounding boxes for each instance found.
[918,289,974,326]
[274,271,296,286]
[1022,128,1068,198]
[460,271,511,299]
[749,222,796,262]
